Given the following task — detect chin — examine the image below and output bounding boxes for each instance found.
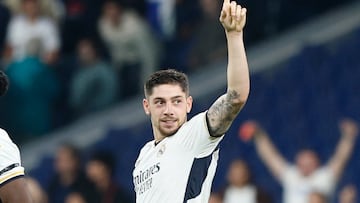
[160,127,180,137]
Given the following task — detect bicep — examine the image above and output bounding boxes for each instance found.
[0,178,32,203]
[207,91,245,137]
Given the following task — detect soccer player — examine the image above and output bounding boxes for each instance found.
[133,0,249,202]
[0,70,32,203]
[239,119,358,203]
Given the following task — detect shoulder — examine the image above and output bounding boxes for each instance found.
[186,112,207,126]
[139,140,154,153]
[177,112,208,134]
[37,16,55,25]
[9,15,24,24]
[313,166,334,178]
[0,128,11,141]
[281,164,298,179]
[7,15,25,29]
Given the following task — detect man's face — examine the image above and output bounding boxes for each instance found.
[23,0,40,18]
[296,150,320,177]
[86,160,109,185]
[227,160,250,187]
[55,147,78,175]
[143,84,192,140]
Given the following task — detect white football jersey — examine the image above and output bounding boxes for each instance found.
[133,112,223,203]
[0,128,25,186]
[281,165,336,203]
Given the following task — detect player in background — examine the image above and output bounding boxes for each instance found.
[133,0,249,202]
[239,118,358,203]
[0,70,32,203]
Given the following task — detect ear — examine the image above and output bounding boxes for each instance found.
[186,96,193,113]
[143,98,150,115]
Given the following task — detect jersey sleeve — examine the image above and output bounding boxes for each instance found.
[175,112,224,158]
[0,129,25,186]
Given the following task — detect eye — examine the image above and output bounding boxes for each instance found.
[154,100,164,105]
[173,99,182,104]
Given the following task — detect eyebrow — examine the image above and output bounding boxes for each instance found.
[153,95,184,100]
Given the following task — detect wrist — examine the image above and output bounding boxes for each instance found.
[225,30,244,39]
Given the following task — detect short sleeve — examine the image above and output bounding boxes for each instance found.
[174,112,224,158]
[280,164,296,184]
[0,129,25,186]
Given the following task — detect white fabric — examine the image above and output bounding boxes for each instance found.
[6,15,59,60]
[133,112,223,203]
[0,128,25,185]
[223,185,257,203]
[281,165,336,203]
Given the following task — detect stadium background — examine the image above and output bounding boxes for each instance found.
[0,0,359,202]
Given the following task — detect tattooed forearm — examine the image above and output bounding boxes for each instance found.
[207,90,245,137]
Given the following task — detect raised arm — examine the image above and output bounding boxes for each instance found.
[207,0,250,137]
[240,121,287,180]
[327,118,358,180]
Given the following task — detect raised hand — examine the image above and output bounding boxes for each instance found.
[219,0,247,33]
[339,118,359,138]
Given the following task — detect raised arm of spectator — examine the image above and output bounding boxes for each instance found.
[207,0,250,137]
[327,118,358,180]
[241,121,288,181]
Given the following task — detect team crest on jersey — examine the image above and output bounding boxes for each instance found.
[157,144,166,157]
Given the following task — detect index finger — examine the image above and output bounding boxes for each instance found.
[222,0,230,9]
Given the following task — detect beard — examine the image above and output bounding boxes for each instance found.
[157,116,187,137]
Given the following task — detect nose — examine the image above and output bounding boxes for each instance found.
[163,103,173,115]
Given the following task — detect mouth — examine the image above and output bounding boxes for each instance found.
[160,119,177,126]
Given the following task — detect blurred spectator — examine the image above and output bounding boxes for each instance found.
[239,119,359,203]
[223,159,272,203]
[98,0,161,99]
[47,143,98,203]
[2,38,59,142]
[26,177,48,203]
[145,0,176,40]
[3,0,65,21]
[65,192,86,203]
[0,3,11,52]
[339,185,357,203]
[209,192,223,203]
[86,151,132,203]
[69,38,118,118]
[60,0,103,54]
[3,0,60,65]
[308,192,327,203]
[187,0,226,71]
[161,0,200,71]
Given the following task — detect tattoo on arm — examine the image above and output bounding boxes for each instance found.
[207,90,245,137]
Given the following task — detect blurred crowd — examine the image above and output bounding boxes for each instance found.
[0,0,356,144]
[25,116,359,203]
[1,0,359,203]
[0,0,231,144]
[27,143,133,203]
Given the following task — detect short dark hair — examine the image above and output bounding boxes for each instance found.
[0,71,9,96]
[144,69,189,97]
